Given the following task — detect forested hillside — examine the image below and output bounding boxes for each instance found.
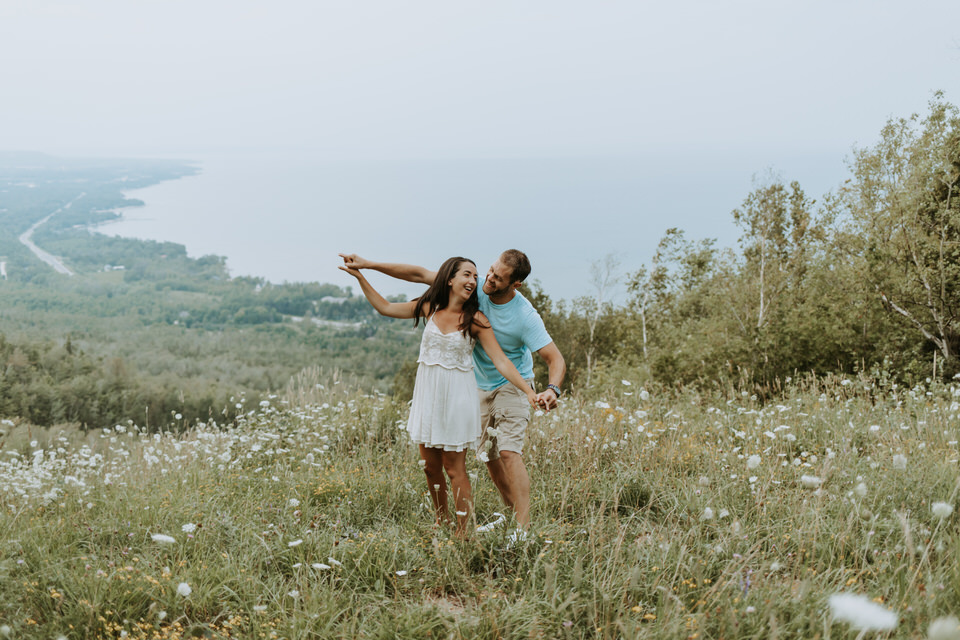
[0,153,419,428]
[530,95,960,394]
[2,96,958,429]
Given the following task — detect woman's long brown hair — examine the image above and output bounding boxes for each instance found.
[412,257,486,338]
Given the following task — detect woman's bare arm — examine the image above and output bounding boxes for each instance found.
[339,266,422,319]
[474,314,537,406]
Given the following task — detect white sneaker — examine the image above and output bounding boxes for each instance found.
[476,512,506,533]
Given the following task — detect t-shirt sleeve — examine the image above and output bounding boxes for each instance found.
[522,308,553,353]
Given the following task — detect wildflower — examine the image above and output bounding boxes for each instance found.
[747,455,761,470]
[746,606,756,613]
[800,475,821,489]
[932,502,954,520]
[288,539,303,547]
[639,389,650,401]
[455,510,467,516]
[928,616,960,640]
[287,590,300,598]
[854,483,867,498]
[893,454,907,470]
[621,380,632,386]
[718,508,730,519]
[312,563,331,570]
[327,557,342,566]
[701,507,715,521]
[476,451,490,463]
[157,611,167,621]
[175,413,182,420]
[595,401,611,409]
[396,570,408,576]
[177,582,192,597]
[486,427,500,438]
[0,625,10,638]
[417,459,426,468]
[253,605,267,612]
[288,498,300,508]
[828,593,897,631]
[151,534,176,544]
[181,523,197,533]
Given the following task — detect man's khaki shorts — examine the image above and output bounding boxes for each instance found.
[477,380,533,459]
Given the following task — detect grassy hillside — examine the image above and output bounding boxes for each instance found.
[1,372,958,638]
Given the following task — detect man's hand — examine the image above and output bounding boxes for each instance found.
[535,389,559,412]
[339,253,370,270]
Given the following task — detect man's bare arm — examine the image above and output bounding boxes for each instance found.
[534,342,566,411]
[339,253,437,285]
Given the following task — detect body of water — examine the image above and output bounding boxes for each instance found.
[101,149,844,302]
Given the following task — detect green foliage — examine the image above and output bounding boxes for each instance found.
[2,375,960,638]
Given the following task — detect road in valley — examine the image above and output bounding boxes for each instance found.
[17,196,84,276]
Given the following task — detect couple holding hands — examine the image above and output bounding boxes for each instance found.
[339,250,565,539]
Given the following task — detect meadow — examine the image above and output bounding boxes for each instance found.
[1,368,959,640]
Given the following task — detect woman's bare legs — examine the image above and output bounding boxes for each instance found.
[441,449,473,538]
[419,445,448,526]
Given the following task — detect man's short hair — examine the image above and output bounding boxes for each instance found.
[501,249,531,284]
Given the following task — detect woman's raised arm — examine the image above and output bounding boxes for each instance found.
[339,266,422,319]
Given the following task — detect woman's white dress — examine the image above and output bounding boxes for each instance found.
[406,316,480,451]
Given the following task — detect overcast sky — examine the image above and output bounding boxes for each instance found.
[2,0,958,160]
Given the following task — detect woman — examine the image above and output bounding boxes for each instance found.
[340,256,536,537]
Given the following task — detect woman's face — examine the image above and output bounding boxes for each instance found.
[448,262,478,301]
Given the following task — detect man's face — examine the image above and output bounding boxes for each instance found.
[483,259,517,297]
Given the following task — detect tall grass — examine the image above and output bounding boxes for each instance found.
[1,373,959,638]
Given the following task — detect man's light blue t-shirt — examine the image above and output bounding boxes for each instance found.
[473,277,553,391]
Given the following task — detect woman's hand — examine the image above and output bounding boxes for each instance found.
[525,388,538,407]
[338,265,363,280]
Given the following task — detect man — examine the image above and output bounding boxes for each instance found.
[339,250,565,532]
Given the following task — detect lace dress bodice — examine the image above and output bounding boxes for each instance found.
[417,316,475,372]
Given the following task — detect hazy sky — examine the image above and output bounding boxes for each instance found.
[2,0,958,159]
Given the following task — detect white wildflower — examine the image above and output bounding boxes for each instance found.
[701,507,714,521]
[800,475,821,489]
[181,523,197,533]
[288,539,303,547]
[854,482,867,498]
[828,593,897,631]
[476,451,489,463]
[928,616,960,640]
[312,563,331,570]
[287,590,300,598]
[594,401,611,409]
[396,570,408,576]
[177,582,192,597]
[932,502,954,520]
[621,380,632,386]
[327,557,342,567]
[639,389,650,401]
[893,454,907,470]
[288,498,300,508]
[747,454,761,470]
[253,605,267,612]
[151,534,176,544]
[417,459,426,468]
